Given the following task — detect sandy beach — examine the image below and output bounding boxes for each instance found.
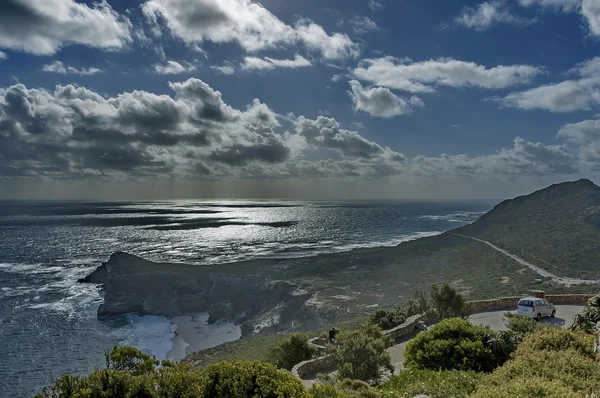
[167,314,242,361]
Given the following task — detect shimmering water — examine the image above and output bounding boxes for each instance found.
[0,199,494,397]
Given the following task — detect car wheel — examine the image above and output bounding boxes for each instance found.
[536,313,542,322]
[551,310,556,318]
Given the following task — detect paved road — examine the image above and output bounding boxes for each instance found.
[469,305,585,331]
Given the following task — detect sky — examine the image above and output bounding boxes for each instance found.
[1,0,600,200]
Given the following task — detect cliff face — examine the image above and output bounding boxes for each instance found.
[86,252,312,334]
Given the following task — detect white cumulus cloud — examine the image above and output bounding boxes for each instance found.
[348,80,424,118]
[142,0,360,60]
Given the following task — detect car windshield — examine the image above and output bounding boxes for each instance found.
[519,300,534,307]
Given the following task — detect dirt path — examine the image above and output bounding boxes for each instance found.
[452,234,598,286]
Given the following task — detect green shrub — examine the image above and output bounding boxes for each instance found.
[369,307,408,330]
[309,380,381,398]
[515,328,595,359]
[270,333,317,370]
[202,361,310,398]
[409,282,472,322]
[473,329,600,398]
[475,349,600,396]
[471,376,581,398]
[380,369,482,398]
[504,312,552,340]
[105,345,160,375]
[571,294,600,333]
[35,369,157,398]
[331,323,394,383]
[403,318,500,372]
[36,347,311,398]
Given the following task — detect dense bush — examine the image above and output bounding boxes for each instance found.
[330,323,394,383]
[571,294,600,333]
[514,328,595,359]
[310,379,381,398]
[408,282,472,322]
[203,360,309,398]
[472,329,600,398]
[403,318,502,372]
[380,369,482,398]
[36,346,310,398]
[105,345,160,375]
[369,307,408,330]
[471,376,581,398]
[270,333,317,370]
[504,312,552,339]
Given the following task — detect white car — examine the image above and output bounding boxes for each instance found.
[516,297,556,321]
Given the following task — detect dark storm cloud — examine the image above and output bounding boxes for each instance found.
[0,78,583,184]
[0,79,289,179]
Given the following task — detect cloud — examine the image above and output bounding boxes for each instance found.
[582,0,600,36]
[412,137,578,176]
[517,0,582,12]
[211,65,235,75]
[294,115,405,160]
[518,0,600,37]
[0,0,131,55]
[349,16,381,34]
[497,80,599,112]
[0,79,288,179]
[42,61,103,76]
[0,79,586,186]
[142,0,360,60]
[456,0,536,30]
[368,0,385,11]
[558,119,600,167]
[0,51,7,60]
[153,60,197,74]
[348,80,424,118]
[497,56,600,112]
[241,54,312,71]
[353,57,543,93]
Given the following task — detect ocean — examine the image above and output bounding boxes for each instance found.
[0,199,495,397]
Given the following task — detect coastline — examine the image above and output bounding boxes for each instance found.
[167,314,242,361]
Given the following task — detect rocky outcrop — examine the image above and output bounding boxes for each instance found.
[82,252,313,334]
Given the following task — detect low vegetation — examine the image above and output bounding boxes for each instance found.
[571,294,600,333]
[330,323,394,383]
[270,333,317,371]
[471,329,600,398]
[37,347,309,398]
[381,369,482,398]
[404,318,512,372]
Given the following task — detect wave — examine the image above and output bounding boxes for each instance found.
[417,211,485,223]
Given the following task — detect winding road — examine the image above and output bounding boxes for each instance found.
[452,234,598,286]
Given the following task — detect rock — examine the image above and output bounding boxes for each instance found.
[83,252,314,334]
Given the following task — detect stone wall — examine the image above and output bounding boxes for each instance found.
[292,314,424,378]
[468,293,594,313]
[291,354,335,379]
[383,314,424,340]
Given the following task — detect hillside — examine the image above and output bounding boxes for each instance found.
[455,179,600,279]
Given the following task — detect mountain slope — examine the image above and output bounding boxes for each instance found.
[454,179,600,278]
